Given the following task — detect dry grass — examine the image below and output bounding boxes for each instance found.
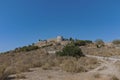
[47,75,53,79]
[110,75,119,80]
[0,64,9,80]
[0,48,48,78]
[60,57,81,72]
[15,74,26,79]
[0,46,100,79]
[1,41,120,80]
[81,46,120,57]
[60,57,99,72]
[114,61,120,72]
[93,73,101,78]
[42,63,53,70]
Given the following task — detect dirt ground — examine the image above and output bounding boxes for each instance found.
[9,58,120,80]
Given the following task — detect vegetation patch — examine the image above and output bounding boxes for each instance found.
[56,43,84,58]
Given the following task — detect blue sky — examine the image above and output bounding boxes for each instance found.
[0,0,120,52]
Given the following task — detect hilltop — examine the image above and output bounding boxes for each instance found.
[0,36,120,80]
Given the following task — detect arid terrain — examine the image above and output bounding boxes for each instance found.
[9,54,120,80]
[1,38,120,80]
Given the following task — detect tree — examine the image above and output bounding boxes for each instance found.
[69,37,74,41]
[95,39,104,48]
[38,39,42,42]
[56,43,84,58]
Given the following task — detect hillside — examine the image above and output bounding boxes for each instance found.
[0,37,120,80]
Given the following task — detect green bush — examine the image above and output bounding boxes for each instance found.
[73,40,93,46]
[74,40,86,46]
[14,45,39,52]
[56,43,84,58]
[84,40,93,44]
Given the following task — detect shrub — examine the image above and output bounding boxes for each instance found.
[42,63,53,70]
[59,56,99,73]
[71,40,93,46]
[0,65,9,80]
[77,57,99,71]
[74,40,86,46]
[111,75,119,80]
[95,39,104,48]
[14,45,39,52]
[84,40,93,44]
[94,73,101,78]
[60,58,86,72]
[56,43,84,58]
[15,74,26,79]
[41,56,55,70]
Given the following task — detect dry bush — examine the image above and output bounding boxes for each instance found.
[60,60,86,72]
[47,75,53,79]
[93,73,101,78]
[110,75,119,80]
[52,57,63,66]
[31,61,42,68]
[114,61,120,71]
[5,64,30,75]
[78,57,99,70]
[60,57,99,72]
[0,48,48,75]
[0,65,9,80]
[41,55,57,70]
[97,66,107,71]
[60,57,79,72]
[15,74,26,79]
[42,63,53,70]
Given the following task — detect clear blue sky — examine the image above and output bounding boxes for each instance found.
[0,0,120,52]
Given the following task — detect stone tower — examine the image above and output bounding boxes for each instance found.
[56,36,63,42]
